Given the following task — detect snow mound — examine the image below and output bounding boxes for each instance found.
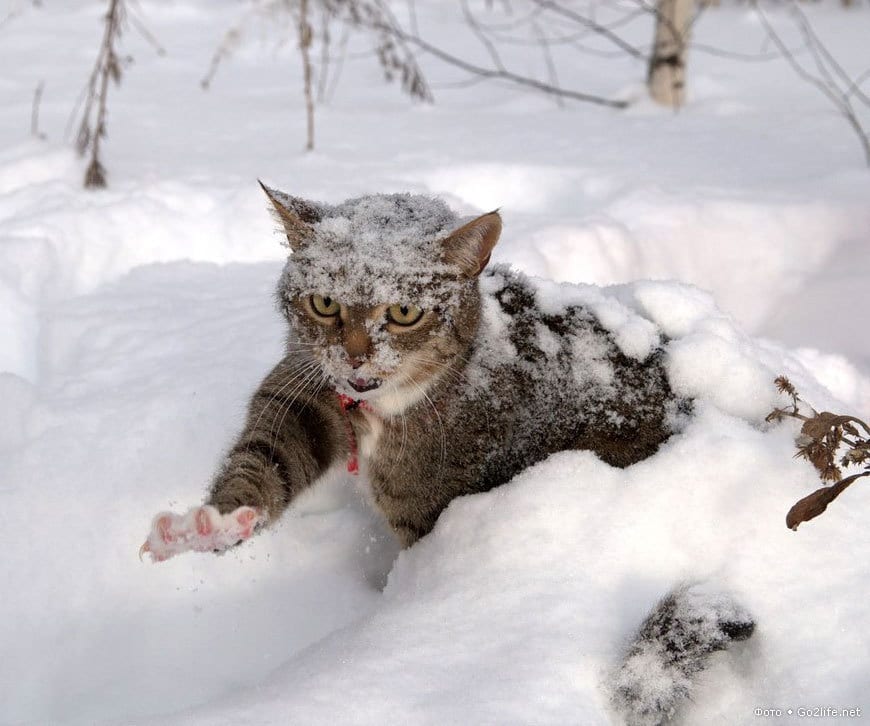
[132,269,865,726]
[161,405,868,726]
[2,1,870,723]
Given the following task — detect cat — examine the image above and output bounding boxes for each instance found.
[140,185,754,725]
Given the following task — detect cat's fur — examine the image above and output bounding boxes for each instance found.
[180,187,753,724]
[612,584,755,726]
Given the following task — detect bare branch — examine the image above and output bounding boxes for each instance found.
[532,19,563,108]
[358,13,628,108]
[324,18,351,103]
[530,0,646,60]
[317,3,333,102]
[201,23,245,90]
[461,0,508,73]
[127,5,166,56]
[753,0,870,167]
[789,2,870,109]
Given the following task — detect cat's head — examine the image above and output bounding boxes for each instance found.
[263,183,501,413]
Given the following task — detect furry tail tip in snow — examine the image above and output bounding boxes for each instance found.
[610,583,755,726]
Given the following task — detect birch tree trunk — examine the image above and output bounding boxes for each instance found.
[648,0,693,108]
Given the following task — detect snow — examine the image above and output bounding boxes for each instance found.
[279,192,464,310]
[2,1,870,725]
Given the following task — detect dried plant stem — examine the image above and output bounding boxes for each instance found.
[88,13,115,187]
[77,0,124,188]
[323,19,351,104]
[530,0,645,60]
[299,0,315,151]
[31,81,46,139]
[767,377,870,530]
[317,4,332,102]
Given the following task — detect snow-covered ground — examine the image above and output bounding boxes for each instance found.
[1,1,869,724]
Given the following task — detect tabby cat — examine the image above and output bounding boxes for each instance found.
[141,186,754,725]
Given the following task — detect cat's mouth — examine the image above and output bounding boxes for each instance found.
[347,376,381,394]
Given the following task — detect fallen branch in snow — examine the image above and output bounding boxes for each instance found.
[767,376,870,530]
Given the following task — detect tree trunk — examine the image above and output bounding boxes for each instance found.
[648,0,692,108]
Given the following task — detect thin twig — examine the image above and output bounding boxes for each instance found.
[481,7,647,48]
[299,0,315,151]
[532,18,563,108]
[845,67,870,103]
[317,3,332,102]
[325,19,351,103]
[530,0,646,60]
[127,5,166,56]
[31,81,46,140]
[462,0,507,73]
[753,0,870,167]
[371,0,433,102]
[361,15,628,108]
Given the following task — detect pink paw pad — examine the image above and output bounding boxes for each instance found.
[140,505,266,563]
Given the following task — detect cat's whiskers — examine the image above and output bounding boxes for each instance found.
[285,341,322,350]
[410,354,472,388]
[382,407,409,482]
[413,353,492,433]
[406,375,447,481]
[242,358,318,455]
[268,362,326,458]
[264,365,322,463]
[253,365,318,465]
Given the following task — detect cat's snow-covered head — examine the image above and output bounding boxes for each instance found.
[263,184,501,410]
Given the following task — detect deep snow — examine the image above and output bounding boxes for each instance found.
[1,1,869,724]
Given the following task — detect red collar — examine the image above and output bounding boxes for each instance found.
[337,393,372,475]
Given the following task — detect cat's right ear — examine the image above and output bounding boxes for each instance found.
[442,210,502,277]
[258,181,321,251]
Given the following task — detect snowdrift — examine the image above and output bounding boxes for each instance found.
[2,1,869,724]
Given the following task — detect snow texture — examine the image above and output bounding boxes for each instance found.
[280,194,466,313]
[1,1,870,724]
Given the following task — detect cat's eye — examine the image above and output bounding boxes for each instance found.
[387,304,424,327]
[310,294,340,317]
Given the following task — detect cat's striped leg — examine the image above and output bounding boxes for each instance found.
[140,357,345,563]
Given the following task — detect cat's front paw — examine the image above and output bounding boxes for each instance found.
[139,505,265,563]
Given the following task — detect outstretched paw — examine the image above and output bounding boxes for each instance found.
[140,505,265,563]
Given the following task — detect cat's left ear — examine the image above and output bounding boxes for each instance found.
[258,180,321,251]
[442,210,502,277]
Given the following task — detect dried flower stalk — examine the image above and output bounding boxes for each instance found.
[767,376,870,530]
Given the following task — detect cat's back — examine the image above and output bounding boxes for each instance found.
[461,266,681,470]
